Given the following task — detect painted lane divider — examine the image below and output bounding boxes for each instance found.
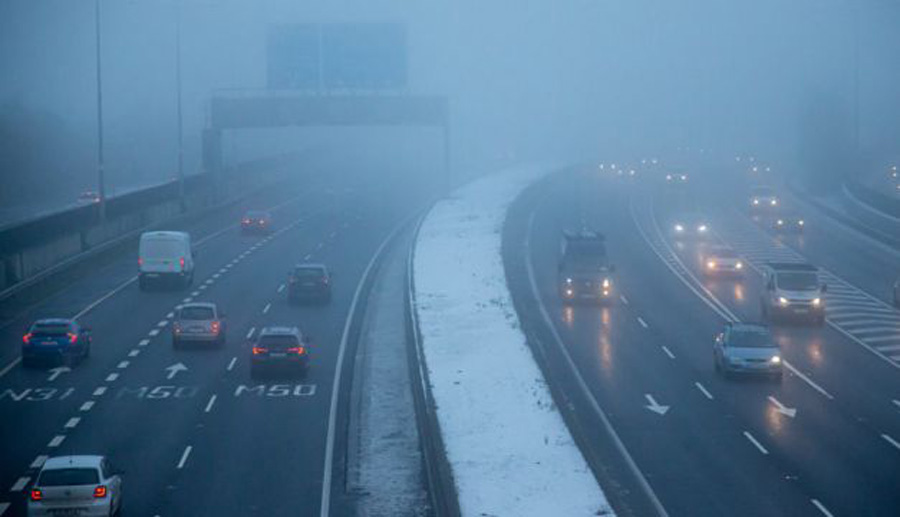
[176,446,192,469]
[743,431,768,455]
[811,499,834,517]
[768,396,797,418]
[204,394,217,413]
[246,327,256,339]
[148,329,160,337]
[694,382,714,400]
[277,284,285,293]
[128,350,140,358]
[64,417,80,429]
[30,456,48,469]
[882,433,900,451]
[48,435,65,448]
[9,477,29,492]
[262,303,271,314]
[105,373,119,382]
[637,317,649,329]
[80,401,95,412]
[92,387,107,397]
[644,394,670,415]
[661,346,676,359]
[227,357,237,372]
[117,361,129,369]
[138,339,150,347]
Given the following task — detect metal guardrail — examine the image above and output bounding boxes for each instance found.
[404,212,462,517]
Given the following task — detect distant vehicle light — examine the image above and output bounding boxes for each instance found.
[674,224,684,232]
[68,332,78,344]
[771,199,778,206]
[287,346,306,355]
[30,489,42,501]
[811,298,821,306]
[798,220,805,226]
[752,199,760,205]
[697,224,708,232]
[776,219,784,226]
[778,297,789,306]
[252,346,268,355]
[94,485,108,498]
[735,262,743,269]
[707,261,717,269]
[565,277,573,284]
[179,257,185,270]
[770,355,781,364]
[23,332,32,344]
[602,278,611,289]
[680,174,688,181]
[210,321,221,334]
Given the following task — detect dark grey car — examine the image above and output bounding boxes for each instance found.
[714,323,782,380]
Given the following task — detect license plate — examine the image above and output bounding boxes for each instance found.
[270,353,286,358]
[49,509,83,516]
[302,282,316,287]
[145,273,160,278]
[187,327,204,333]
[41,341,57,346]
[794,309,809,314]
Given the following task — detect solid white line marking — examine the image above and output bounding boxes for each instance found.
[138,339,150,347]
[30,455,48,469]
[93,387,107,396]
[0,358,21,379]
[48,435,65,448]
[117,361,129,369]
[882,433,900,451]
[148,329,160,337]
[811,499,834,517]
[277,284,286,293]
[661,346,675,359]
[64,417,80,429]
[743,431,769,455]
[128,350,140,358]
[227,357,237,371]
[105,373,119,382]
[10,477,29,492]
[176,446,192,469]
[863,334,900,344]
[619,294,629,305]
[204,395,217,413]
[80,401,94,412]
[263,303,271,314]
[637,317,649,328]
[784,361,834,400]
[246,327,256,339]
[694,382,714,400]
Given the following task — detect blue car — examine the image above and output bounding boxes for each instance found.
[22,319,92,367]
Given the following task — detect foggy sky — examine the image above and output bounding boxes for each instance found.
[1,0,898,194]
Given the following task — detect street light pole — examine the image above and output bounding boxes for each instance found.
[175,1,185,209]
[94,0,107,220]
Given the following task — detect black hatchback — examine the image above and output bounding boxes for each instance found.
[22,319,92,367]
[288,264,332,304]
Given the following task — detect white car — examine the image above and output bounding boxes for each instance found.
[28,455,122,516]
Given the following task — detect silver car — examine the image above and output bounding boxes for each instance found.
[172,302,226,348]
[714,323,782,380]
[28,455,122,516]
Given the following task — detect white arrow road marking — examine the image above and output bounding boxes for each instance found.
[644,394,670,415]
[165,363,188,380]
[768,396,797,418]
[46,366,71,382]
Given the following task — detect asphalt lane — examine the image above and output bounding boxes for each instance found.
[515,170,900,517]
[0,163,425,516]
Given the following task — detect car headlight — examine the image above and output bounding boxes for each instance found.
[798,220,804,226]
[674,224,684,232]
[770,355,781,364]
[666,174,673,181]
[811,297,821,306]
[602,278,610,289]
[752,199,760,205]
[698,224,708,232]
[680,174,688,181]
[776,219,784,226]
[771,199,778,206]
[735,261,743,269]
[778,296,789,306]
[565,277,573,284]
[707,261,716,269]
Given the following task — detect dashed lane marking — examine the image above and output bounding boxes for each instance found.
[246,328,256,339]
[811,499,834,517]
[743,431,768,455]
[48,435,65,448]
[176,446,192,469]
[105,373,119,382]
[1,502,10,515]
[263,303,271,314]
[138,339,150,347]
[204,394,217,413]
[157,320,168,328]
[30,456,48,469]
[80,401,94,412]
[277,284,285,293]
[0,358,21,379]
[64,417,80,429]
[227,357,237,372]
[9,477,29,492]
[661,346,676,359]
[93,387,107,397]
[117,361,129,369]
[128,350,140,358]
[166,312,174,319]
[619,294,629,305]
[148,329,160,337]
[694,382,714,400]
[637,317,649,329]
[882,433,900,451]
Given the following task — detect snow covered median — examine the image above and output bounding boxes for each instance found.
[413,166,612,516]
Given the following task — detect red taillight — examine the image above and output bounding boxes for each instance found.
[210,321,220,334]
[68,333,78,344]
[30,488,42,501]
[93,485,107,498]
[287,346,306,355]
[23,333,32,344]
[138,257,143,267]
[179,257,185,270]
[252,347,267,355]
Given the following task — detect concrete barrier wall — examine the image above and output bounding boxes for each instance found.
[0,152,303,295]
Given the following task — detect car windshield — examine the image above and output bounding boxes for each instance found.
[39,468,99,486]
[295,268,324,278]
[777,272,818,290]
[259,335,301,349]
[179,307,215,320]
[246,211,268,219]
[730,330,775,349]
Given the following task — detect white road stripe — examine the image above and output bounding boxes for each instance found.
[661,346,675,359]
[694,382,714,400]
[48,435,65,448]
[277,284,286,293]
[219,268,227,274]
[743,431,768,455]
[875,344,900,352]
[0,358,21,379]
[204,279,214,285]
[64,417,80,429]
[199,285,207,291]
[811,499,834,517]
[176,446,192,469]
[784,361,834,400]
[105,373,119,382]
[637,317,649,328]
[246,327,256,339]
[848,326,900,336]
[30,455,48,469]
[191,291,200,297]
[117,361,129,369]
[182,297,192,304]
[262,303,271,314]
[148,329,160,337]
[204,395,217,413]
[304,253,312,260]
[9,477,29,492]
[1,502,10,515]
[863,335,900,344]
[93,387,107,396]
[882,433,900,451]
[157,320,168,328]
[138,339,150,347]
[212,274,220,279]
[166,312,174,319]
[80,401,95,412]
[227,357,237,371]
[619,294,628,305]
[128,350,140,358]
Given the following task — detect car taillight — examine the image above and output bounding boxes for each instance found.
[23,333,32,344]
[320,276,329,285]
[138,257,143,267]
[252,347,267,355]
[68,333,78,344]
[179,257,185,270]
[30,488,42,501]
[287,346,306,355]
[243,219,251,224]
[93,485,107,498]
[210,321,220,334]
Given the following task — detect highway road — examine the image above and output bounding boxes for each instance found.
[506,166,900,517]
[0,160,427,516]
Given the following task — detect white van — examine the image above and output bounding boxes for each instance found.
[138,231,195,290]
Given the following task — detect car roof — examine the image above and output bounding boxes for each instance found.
[142,231,188,239]
[34,318,73,326]
[178,302,217,310]
[245,210,271,216]
[43,456,103,469]
[294,263,327,270]
[259,326,302,336]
